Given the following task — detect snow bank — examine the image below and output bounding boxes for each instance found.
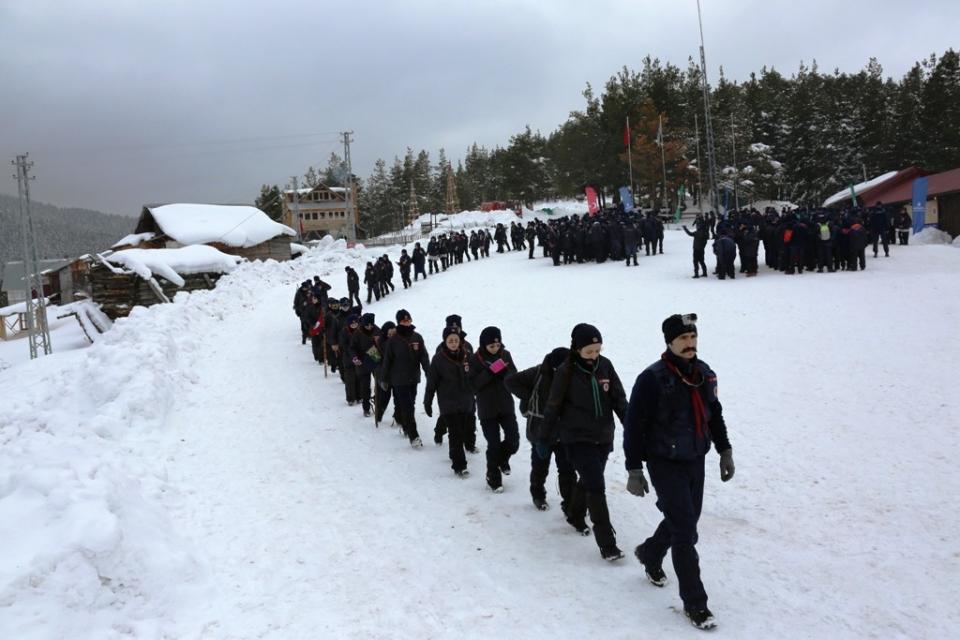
[0,237,412,639]
[913,227,954,245]
[105,246,243,288]
[148,203,295,248]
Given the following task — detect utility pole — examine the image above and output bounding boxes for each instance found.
[659,114,669,211]
[407,177,420,228]
[697,0,721,215]
[730,112,739,210]
[341,131,357,241]
[290,175,301,240]
[12,154,52,359]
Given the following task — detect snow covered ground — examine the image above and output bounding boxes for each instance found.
[1,231,959,639]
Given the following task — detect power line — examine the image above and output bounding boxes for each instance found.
[17,131,343,156]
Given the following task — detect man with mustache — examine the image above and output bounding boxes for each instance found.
[622,313,735,631]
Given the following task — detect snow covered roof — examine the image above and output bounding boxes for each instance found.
[823,171,899,207]
[112,232,157,248]
[137,204,295,248]
[104,246,243,288]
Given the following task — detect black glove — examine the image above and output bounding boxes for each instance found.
[626,469,649,497]
[719,449,735,482]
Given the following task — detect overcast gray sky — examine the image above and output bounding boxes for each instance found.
[1,0,957,216]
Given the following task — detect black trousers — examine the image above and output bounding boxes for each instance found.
[692,249,706,275]
[366,285,379,303]
[400,270,412,288]
[480,413,520,485]
[341,360,358,403]
[871,231,889,256]
[310,335,325,362]
[355,367,371,412]
[443,412,470,472]
[641,457,708,609]
[565,442,616,548]
[898,230,909,245]
[414,266,426,280]
[530,443,576,508]
[392,384,419,441]
[348,290,362,307]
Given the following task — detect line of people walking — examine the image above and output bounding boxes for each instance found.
[292,284,737,630]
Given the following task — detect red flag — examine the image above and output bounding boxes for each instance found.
[585,186,600,216]
[623,123,631,147]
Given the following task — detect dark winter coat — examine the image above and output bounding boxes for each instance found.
[350,325,382,372]
[505,357,559,443]
[468,347,518,420]
[542,355,627,445]
[623,352,731,469]
[346,268,360,293]
[424,348,475,415]
[380,325,430,387]
[683,225,708,252]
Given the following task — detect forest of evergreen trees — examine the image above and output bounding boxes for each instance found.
[257,50,960,237]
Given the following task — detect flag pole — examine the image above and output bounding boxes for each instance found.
[626,115,635,201]
[659,114,668,211]
[695,112,704,213]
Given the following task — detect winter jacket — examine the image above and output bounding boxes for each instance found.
[505,358,559,443]
[623,352,731,469]
[350,325,382,373]
[346,269,360,293]
[380,325,430,387]
[468,347,518,420]
[543,355,626,445]
[424,349,475,415]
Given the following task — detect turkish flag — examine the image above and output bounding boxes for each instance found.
[623,124,631,147]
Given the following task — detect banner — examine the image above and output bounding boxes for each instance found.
[849,183,857,206]
[912,177,928,234]
[619,186,635,212]
[673,185,686,222]
[623,122,631,148]
[585,186,599,216]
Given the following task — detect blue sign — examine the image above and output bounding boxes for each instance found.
[912,177,928,234]
[619,187,635,212]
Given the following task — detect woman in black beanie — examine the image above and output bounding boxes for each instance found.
[543,323,628,561]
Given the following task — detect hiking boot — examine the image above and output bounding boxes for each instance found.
[410,437,423,448]
[433,431,443,445]
[486,475,503,493]
[532,496,549,511]
[566,517,590,536]
[363,410,372,418]
[684,606,716,630]
[634,544,667,587]
[455,469,470,478]
[600,545,625,562]
[500,461,511,476]
[465,446,480,454]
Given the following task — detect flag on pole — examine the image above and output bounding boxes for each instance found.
[848,184,857,206]
[623,121,631,147]
[912,177,928,233]
[655,120,663,147]
[585,186,600,216]
[619,186,635,213]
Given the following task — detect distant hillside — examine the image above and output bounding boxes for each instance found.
[0,193,135,264]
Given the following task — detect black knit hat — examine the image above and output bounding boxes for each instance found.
[361,313,375,326]
[662,313,698,344]
[396,309,412,323]
[545,347,570,369]
[442,326,461,340]
[381,321,396,333]
[571,323,602,351]
[445,314,463,328]
[479,326,502,348]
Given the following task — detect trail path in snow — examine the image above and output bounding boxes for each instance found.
[156,238,960,639]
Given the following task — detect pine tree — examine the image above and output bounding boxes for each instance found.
[921,49,960,172]
[255,184,283,221]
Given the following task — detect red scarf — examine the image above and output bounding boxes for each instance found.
[660,352,707,440]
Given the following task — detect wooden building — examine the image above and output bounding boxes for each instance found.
[282,184,358,239]
[128,203,297,260]
[861,167,960,238]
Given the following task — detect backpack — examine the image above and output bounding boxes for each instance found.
[819,223,831,241]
